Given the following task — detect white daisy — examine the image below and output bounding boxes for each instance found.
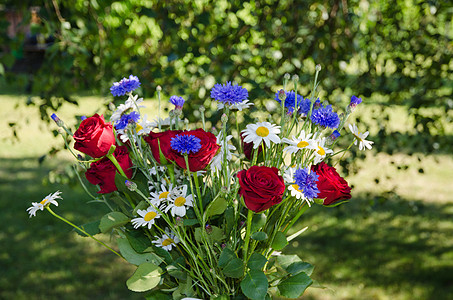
[165,185,194,217]
[149,183,174,207]
[131,206,161,229]
[152,228,180,251]
[282,130,316,154]
[312,137,334,165]
[349,123,374,151]
[241,122,281,149]
[136,114,154,135]
[211,133,236,172]
[217,99,254,111]
[110,94,144,123]
[27,191,62,217]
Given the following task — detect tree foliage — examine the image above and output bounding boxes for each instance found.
[1,0,452,149]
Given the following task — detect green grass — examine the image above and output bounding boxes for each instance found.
[1,94,452,299]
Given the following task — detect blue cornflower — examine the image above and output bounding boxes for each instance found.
[294,168,319,199]
[329,130,341,141]
[274,90,304,114]
[110,75,141,97]
[115,111,141,130]
[310,105,340,129]
[348,95,362,112]
[169,95,185,109]
[299,98,312,116]
[210,82,248,105]
[171,134,202,154]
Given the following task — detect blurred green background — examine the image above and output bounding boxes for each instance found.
[1,0,452,299]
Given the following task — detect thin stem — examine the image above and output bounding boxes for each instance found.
[242,208,253,261]
[283,202,308,234]
[46,207,123,259]
[106,153,128,178]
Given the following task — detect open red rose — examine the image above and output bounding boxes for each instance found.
[237,166,285,212]
[74,114,115,158]
[167,129,220,172]
[144,130,182,164]
[85,146,133,194]
[144,129,220,172]
[311,162,351,205]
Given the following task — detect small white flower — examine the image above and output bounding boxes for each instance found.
[110,94,144,123]
[211,133,236,172]
[282,130,316,154]
[241,122,281,149]
[349,123,373,151]
[152,228,180,251]
[27,191,62,217]
[312,137,334,165]
[131,206,161,229]
[217,99,254,111]
[136,114,154,135]
[165,185,194,217]
[149,183,174,207]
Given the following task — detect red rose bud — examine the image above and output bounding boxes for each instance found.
[85,146,133,194]
[311,162,351,205]
[73,114,116,158]
[241,132,263,161]
[237,166,285,212]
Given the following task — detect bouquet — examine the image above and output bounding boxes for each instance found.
[27,67,373,299]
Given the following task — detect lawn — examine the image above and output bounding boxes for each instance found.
[1,94,452,299]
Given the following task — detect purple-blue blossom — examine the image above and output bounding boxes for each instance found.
[171,134,202,154]
[294,168,319,199]
[110,75,141,97]
[210,82,248,105]
[310,105,340,129]
[169,95,185,109]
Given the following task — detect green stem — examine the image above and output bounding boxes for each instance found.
[283,202,308,234]
[242,208,254,260]
[333,140,355,167]
[46,207,123,259]
[106,153,128,178]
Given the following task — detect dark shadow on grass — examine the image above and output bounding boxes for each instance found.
[285,193,453,300]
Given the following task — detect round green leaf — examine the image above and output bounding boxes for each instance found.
[240,270,269,300]
[278,272,313,298]
[126,263,162,292]
[271,231,288,250]
[251,231,268,241]
[99,211,129,233]
[248,252,268,270]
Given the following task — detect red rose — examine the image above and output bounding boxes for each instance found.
[167,129,220,172]
[237,166,285,212]
[73,114,116,158]
[241,133,263,161]
[311,162,351,205]
[144,130,182,164]
[144,129,220,172]
[85,146,133,194]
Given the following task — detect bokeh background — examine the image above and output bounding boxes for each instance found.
[1,1,452,299]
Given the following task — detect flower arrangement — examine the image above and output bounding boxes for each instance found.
[28,67,373,299]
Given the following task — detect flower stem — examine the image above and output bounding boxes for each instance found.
[106,153,128,178]
[283,203,308,234]
[242,208,254,261]
[46,207,123,259]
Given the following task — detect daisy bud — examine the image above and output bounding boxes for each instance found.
[221,113,228,124]
[108,102,116,111]
[292,74,299,82]
[278,89,286,101]
[284,73,291,80]
[316,64,322,72]
[156,85,162,92]
[199,106,206,113]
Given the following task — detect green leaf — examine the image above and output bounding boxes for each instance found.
[251,231,268,241]
[145,290,172,300]
[117,238,164,266]
[99,212,130,233]
[224,206,235,233]
[73,220,100,237]
[206,196,227,217]
[183,218,199,226]
[240,270,269,300]
[167,264,187,280]
[195,226,225,243]
[247,252,268,270]
[271,231,288,250]
[251,213,267,233]
[286,261,314,276]
[219,248,244,278]
[276,255,302,270]
[287,226,308,242]
[277,272,313,298]
[124,229,152,253]
[126,262,162,292]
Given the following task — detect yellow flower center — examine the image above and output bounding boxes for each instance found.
[159,191,170,199]
[174,197,186,207]
[256,126,269,137]
[144,211,157,222]
[297,141,309,148]
[317,146,326,156]
[136,124,143,132]
[162,238,174,246]
[40,198,49,205]
[291,184,303,192]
